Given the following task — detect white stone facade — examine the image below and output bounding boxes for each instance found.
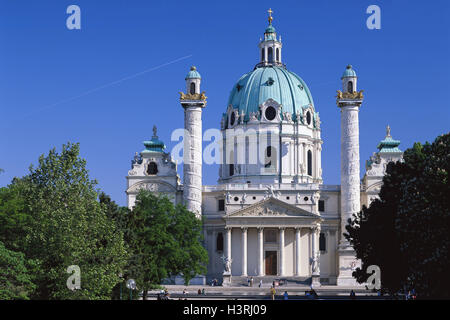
[125,19,403,286]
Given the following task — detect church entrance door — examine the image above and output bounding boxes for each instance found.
[265,251,277,275]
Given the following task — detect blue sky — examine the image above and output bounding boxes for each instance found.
[0,0,449,206]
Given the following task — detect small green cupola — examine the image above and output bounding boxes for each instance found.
[185,66,201,80]
[341,65,357,79]
[142,125,166,153]
[377,125,402,153]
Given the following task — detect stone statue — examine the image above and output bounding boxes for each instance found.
[266,185,275,198]
[296,192,301,203]
[222,256,232,273]
[241,193,247,204]
[226,192,231,204]
[312,252,320,274]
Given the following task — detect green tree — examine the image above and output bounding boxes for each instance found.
[0,241,36,300]
[169,204,208,285]
[1,142,128,299]
[124,190,208,299]
[345,133,450,298]
[0,183,30,252]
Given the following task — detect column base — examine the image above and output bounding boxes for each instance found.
[336,245,363,287]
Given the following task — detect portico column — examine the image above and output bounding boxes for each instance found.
[258,227,264,276]
[241,227,248,276]
[295,227,301,276]
[279,227,285,276]
[225,227,232,263]
[310,227,314,275]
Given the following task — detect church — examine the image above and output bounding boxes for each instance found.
[125,11,403,287]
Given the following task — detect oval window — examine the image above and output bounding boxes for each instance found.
[306,111,311,125]
[265,106,276,121]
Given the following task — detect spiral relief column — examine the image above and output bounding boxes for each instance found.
[336,65,363,286]
[180,66,207,218]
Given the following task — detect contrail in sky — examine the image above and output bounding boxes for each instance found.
[22,54,193,118]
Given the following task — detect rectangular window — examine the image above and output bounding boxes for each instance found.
[218,199,225,212]
[264,229,277,243]
[318,200,325,212]
[319,233,326,252]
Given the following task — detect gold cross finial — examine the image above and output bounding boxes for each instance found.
[267,8,273,24]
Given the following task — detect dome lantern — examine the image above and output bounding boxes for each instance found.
[257,9,283,68]
[341,65,357,93]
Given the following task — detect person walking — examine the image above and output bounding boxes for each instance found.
[259,279,263,288]
[270,286,276,300]
[283,291,289,300]
[350,290,356,300]
[250,277,254,287]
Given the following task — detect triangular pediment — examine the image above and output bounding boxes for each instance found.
[227,197,320,219]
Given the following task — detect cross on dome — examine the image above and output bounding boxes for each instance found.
[267,8,273,24]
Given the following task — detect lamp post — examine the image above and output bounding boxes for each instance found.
[126,279,136,300]
[119,273,123,300]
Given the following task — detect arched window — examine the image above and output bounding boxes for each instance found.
[306,111,311,125]
[265,146,276,169]
[261,48,265,61]
[307,150,312,176]
[276,48,279,62]
[216,233,224,252]
[347,81,353,93]
[190,82,196,94]
[229,150,234,176]
[147,162,158,175]
[319,233,326,252]
[268,47,273,62]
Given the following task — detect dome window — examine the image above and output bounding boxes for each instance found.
[266,77,275,86]
[306,111,311,125]
[307,150,312,176]
[276,48,280,62]
[147,162,158,175]
[265,106,276,121]
[190,82,195,95]
[298,84,304,91]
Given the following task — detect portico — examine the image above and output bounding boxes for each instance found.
[223,197,322,278]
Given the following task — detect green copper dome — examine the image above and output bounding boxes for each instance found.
[265,24,276,34]
[142,126,166,153]
[185,66,201,80]
[227,66,315,122]
[376,126,402,153]
[341,65,357,78]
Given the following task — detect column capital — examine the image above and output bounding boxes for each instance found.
[241,227,248,232]
[295,226,302,232]
[278,226,286,231]
[225,226,232,232]
[257,226,264,233]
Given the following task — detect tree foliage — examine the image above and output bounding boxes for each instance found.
[124,190,208,298]
[345,133,450,298]
[0,241,37,300]
[0,142,128,299]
